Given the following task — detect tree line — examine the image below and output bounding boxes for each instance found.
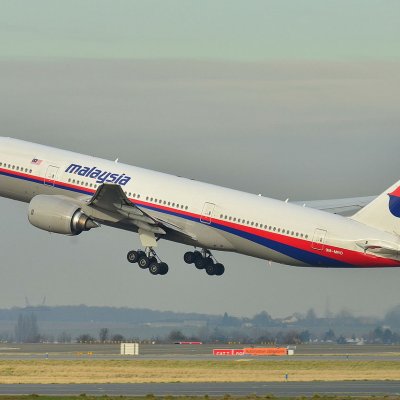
[5,313,400,345]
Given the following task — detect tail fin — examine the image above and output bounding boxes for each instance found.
[351,181,400,234]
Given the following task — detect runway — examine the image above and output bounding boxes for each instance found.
[1,343,400,361]
[0,381,400,396]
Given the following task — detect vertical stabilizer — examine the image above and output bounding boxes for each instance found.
[351,180,400,234]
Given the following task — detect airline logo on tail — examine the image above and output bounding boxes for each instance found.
[388,187,400,217]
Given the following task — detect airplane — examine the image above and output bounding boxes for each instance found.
[1,137,400,277]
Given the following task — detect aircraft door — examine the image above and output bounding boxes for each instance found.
[311,228,327,251]
[200,202,215,224]
[44,165,59,186]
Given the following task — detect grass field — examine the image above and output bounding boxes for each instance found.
[1,360,400,384]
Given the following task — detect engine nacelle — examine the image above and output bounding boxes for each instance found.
[28,195,98,235]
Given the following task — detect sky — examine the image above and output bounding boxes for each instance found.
[0,1,400,318]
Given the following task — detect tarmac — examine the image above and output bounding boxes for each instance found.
[1,381,400,396]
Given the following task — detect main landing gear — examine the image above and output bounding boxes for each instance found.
[183,249,225,276]
[127,248,169,276]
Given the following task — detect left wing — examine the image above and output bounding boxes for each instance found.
[85,183,197,243]
[87,184,166,235]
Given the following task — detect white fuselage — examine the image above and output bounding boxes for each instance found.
[1,137,399,268]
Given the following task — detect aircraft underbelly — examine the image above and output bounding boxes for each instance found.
[0,175,38,202]
[148,209,307,266]
[215,228,308,266]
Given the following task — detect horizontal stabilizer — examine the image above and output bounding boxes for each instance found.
[294,196,376,217]
[356,240,400,258]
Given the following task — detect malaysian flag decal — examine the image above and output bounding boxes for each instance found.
[31,158,43,165]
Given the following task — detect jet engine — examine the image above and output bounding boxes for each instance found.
[28,195,98,235]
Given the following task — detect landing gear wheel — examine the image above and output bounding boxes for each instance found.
[195,257,207,269]
[138,254,150,269]
[149,256,157,264]
[159,262,169,275]
[214,263,225,276]
[206,263,216,276]
[184,251,196,264]
[149,262,160,275]
[127,250,139,263]
[204,257,214,267]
